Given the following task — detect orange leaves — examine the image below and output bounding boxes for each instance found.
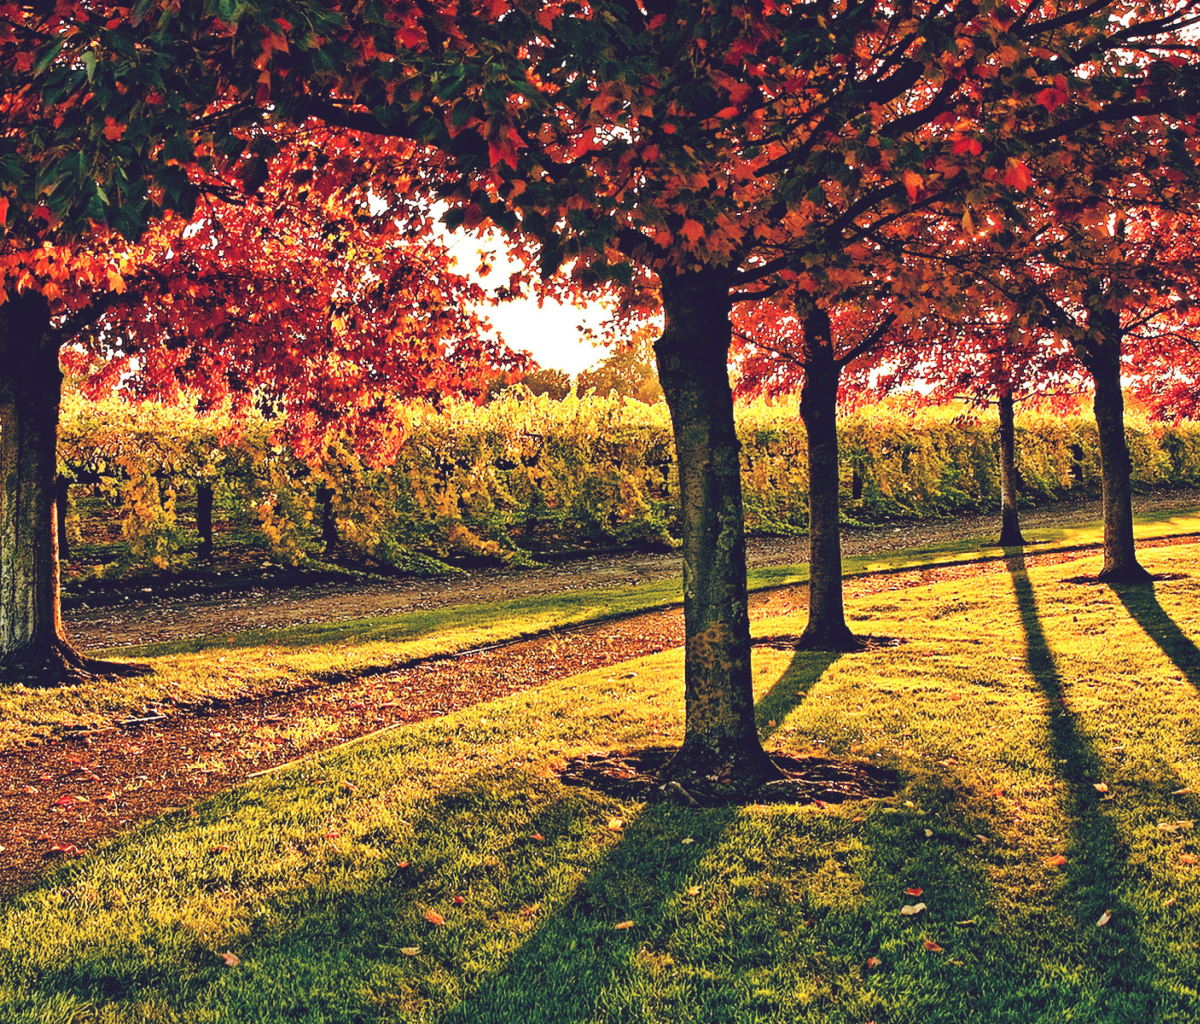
[923,939,944,954]
[903,170,923,204]
[1002,158,1033,192]
[0,196,8,231]
[679,219,705,246]
[1035,75,1070,113]
[219,951,240,967]
[424,908,445,926]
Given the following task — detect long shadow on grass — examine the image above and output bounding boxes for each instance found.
[1108,579,1200,693]
[755,647,842,743]
[1005,554,1160,1018]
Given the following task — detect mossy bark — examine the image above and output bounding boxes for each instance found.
[996,392,1026,547]
[0,293,148,686]
[797,306,858,651]
[653,269,779,793]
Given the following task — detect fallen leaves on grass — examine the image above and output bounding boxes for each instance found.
[1047,854,1068,868]
[923,940,944,953]
[1097,909,1112,927]
[901,903,927,916]
[614,920,635,930]
[219,951,240,967]
[905,887,923,896]
[424,909,445,926]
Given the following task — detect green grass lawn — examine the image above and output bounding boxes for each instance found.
[4,537,1200,1023]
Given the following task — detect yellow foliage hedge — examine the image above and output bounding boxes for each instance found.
[55,391,1200,575]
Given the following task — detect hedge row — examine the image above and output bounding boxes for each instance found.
[55,391,1200,576]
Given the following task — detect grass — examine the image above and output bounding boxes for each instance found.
[4,538,1200,1021]
[5,508,1198,756]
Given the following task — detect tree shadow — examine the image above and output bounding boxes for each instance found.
[1003,553,1159,1016]
[1108,578,1200,693]
[753,644,843,743]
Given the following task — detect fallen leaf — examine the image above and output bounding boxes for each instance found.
[425,909,445,926]
[400,947,420,956]
[901,903,927,916]
[530,832,544,842]
[614,920,635,930]
[341,781,358,794]
[923,940,944,953]
[1181,855,1196,866]
[687,886,701,896]
[957,919,977,926]
[1158,823,1180,833]
[1171,787,1193,796]
[1094,783,1109,793]
[219,951,240,967]
[905,887,923,897]
[608,818,624,832]
[767,719,776,727]
[323,831,341,840]
[1096,909,1112,927]
[209,845,232,854]
[865,956,881,969]
[924,829,933,838]
[1047,854,1068,868]
[681,837,694,845]
[991,786,1004,797]
[1164,897,1178,907]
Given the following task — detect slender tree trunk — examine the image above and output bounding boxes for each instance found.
[797,306,858,650]
[0,293,147,685]
[1084,311,1148,582]
[55,474,72,562]
[996,391,1025,547]
[654,269,779,793]
[196,481,214,561]
[317,485,339,555]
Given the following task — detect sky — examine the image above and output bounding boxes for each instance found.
[445,228,614,376]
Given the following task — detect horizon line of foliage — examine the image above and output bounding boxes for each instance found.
[55,390,1200,578]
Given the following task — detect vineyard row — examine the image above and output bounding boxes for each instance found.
[56,391,1200,577]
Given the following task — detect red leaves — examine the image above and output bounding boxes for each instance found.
[903,170,923,204]
[1002,158,1033,192]
[679,219,705,245]
[1035,76,1070,113]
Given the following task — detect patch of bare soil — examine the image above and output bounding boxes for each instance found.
[2,493,1198,899]
[560,748,899,805]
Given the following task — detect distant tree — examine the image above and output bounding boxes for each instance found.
[578,328,663,404]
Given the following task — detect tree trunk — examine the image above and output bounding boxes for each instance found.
[317,485,339,556]
[1084,311,1149,582]
[653,269,779,794]
[196,481,214,561]
[797,306,858,650]
[55,474,72,562]
[996,391,1025,547]
[0,293,148,685]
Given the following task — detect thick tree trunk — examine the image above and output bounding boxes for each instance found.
[996,392,1025,547]
[654,269,779,793]
[196,481,214,561]
[797,307,858,650]
[0,293,148,685]
[1084,311,1149,582]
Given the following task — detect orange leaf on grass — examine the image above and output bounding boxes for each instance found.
[219,951,240,967]
[425,909,445,926]
[614,920,635,930]
[905,887,923,896]
[923,940,944,953]
[1047,854,1067,868]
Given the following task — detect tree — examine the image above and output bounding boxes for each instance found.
[15,1,1200,785]
[577,327,663,404]
[252,0,1200,790]
[868,305,1083,547]
[0,131,524,685]
[734,297,901,650]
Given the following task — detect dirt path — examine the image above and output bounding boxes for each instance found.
[64,490,1200,651]
[2,492,1197,898]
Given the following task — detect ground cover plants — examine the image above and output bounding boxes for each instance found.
[2,533,1199,1022]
